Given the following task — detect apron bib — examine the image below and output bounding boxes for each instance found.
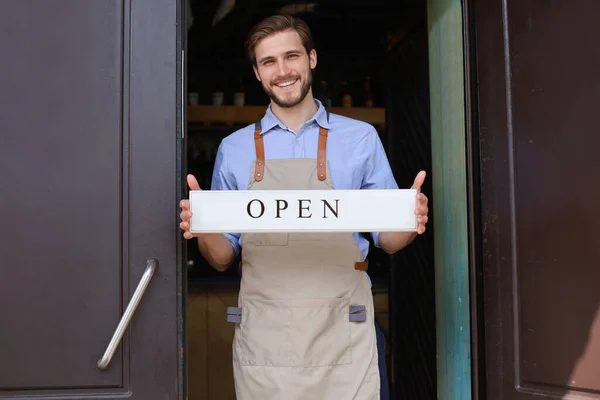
[227,119,380,400]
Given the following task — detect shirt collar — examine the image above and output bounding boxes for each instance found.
[259,98,331,134]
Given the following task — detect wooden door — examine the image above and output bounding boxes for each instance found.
[473,0,600,398]
[0,1,182,399]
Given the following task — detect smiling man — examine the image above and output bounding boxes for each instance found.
[179,15,429,400]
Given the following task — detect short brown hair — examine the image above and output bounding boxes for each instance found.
[245,15,314,66]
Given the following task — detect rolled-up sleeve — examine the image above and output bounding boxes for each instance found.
[210,141,241,256]
[360,127,399,248]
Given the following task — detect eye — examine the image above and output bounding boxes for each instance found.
[263,60,273,66]
[288,54,299,59]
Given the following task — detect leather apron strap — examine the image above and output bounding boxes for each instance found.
[253,120,329,182]
[317,127,328,181]
[254,121,265,182]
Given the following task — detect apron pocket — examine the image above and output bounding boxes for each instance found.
[289,298,352,367]
[236,298,352,367]
[237,302,293,367]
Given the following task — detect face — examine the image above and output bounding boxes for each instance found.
[253,30,317,108]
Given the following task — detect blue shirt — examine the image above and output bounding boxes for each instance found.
[210,98,399,260]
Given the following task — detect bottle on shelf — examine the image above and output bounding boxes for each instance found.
[212,77,225,106]
[234,77,245,106]
[187,81,199,105]
[188,91,199,105]
[212,88,224,106]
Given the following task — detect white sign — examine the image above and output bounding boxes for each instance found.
[189,189,417,233]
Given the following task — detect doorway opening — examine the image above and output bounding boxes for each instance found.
[183,1,435,398]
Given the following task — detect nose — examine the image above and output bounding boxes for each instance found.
[277,59,291,77]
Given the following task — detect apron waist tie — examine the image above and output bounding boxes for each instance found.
[226,305,367,324]
[227,307,242,323]
[239,261,368,270]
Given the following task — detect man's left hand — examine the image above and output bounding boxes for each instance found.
[411,170,429,235]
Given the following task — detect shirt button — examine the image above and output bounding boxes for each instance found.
[296,138,301,142]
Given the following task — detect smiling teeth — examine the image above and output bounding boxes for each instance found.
[277,80,296,87]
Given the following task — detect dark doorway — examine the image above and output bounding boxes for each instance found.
[183,1,435,399]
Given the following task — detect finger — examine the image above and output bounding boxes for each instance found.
[410,170,427,191]
[180,210,193,220]
[183,231,193,240]
[418,216,428,224]
[180,199,190,209]
[418,193,428,204]
[180,221,189,231]
[187,174,201,191]
[415,206,428,215]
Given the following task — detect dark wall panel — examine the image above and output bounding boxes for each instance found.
[384,20,436,400]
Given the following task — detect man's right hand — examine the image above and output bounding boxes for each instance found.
[179,174,236,271]
[179,174,200,239]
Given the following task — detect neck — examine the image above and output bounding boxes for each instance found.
[270,91,318,133]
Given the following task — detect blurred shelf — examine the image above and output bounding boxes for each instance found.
[187,105,385,127]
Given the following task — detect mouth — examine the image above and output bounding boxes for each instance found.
[274,79,298,88]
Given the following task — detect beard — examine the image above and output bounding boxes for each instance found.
[262,69,313,108]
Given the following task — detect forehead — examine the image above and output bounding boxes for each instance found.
[255,30,304,59]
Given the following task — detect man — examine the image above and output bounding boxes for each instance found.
[179,15,429,400]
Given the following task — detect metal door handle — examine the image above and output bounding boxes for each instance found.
[97,258,158,371]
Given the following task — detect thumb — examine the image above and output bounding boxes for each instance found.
[187,174,201,191]
[411,170,426,192]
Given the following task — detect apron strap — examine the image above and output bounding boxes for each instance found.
[253,121,329,182]
[354,261,368,270]
[254,121,265,182]
[317,126,328,181]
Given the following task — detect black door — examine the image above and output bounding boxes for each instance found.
[0,1,182,399]
[473,0,600,398]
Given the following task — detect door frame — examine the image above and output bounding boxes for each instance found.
[426,0,481,398]
[178,0,479,398]
[177,0,186,398]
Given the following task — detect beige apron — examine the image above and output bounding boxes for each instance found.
[227,119,380,399]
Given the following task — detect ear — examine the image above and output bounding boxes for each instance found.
[253,64,261,82]
[309,49,317,70]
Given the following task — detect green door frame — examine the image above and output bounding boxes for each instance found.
[427,0,475,398]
